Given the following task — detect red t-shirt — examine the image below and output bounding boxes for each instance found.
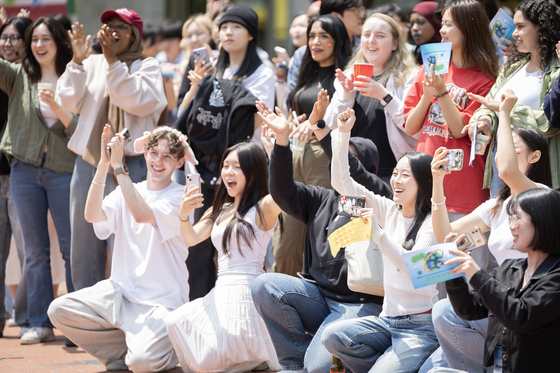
[404,63,496,214]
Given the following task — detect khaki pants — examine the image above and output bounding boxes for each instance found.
[273,138,331,276]
[48,279,178,373]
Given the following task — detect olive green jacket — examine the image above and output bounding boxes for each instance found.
[470,56,560,189]
[0,59,77,173]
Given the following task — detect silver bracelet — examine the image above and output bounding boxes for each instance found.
[431,197,446,211]
[91,180,106,187]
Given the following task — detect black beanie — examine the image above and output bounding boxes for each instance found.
[218,5,259,41]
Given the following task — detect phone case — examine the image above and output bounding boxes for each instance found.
[186,173,201,192]
[337,195,365,217]
[193,47,210,63]
[442,149,464,171]
[456,227,487,252]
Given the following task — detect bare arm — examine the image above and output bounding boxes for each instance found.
[84,124,112,223]
[179,187,213,246]
[404,69,434,136]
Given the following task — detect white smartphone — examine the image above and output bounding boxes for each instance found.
[193,47,210,64]
[274,46,289,59]
[186,173,201,192]
[453,226,487,252]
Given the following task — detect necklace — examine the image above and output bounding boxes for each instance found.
[317,66,333,89]
[40,73,58,83]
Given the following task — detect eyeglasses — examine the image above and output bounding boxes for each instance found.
[0,35,22,45]
[147,150,178,164]
[103,22,129,32]
[508,214,529,229]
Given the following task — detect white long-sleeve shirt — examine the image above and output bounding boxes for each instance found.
[325,69,419,160]
[56,55,167,157]
[331,129,438,316]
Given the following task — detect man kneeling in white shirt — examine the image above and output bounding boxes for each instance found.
[48,125,190,372]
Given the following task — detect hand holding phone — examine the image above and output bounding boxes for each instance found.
[452,226,486,252]
[337,195,366,217]
[186,173,201,193]
[441,149,464,171]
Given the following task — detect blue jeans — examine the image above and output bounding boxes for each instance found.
[10,157,73,327]
[70,155,146,290]
[322,313,439,373]
[250,273,382,372]
[422,298,487,373]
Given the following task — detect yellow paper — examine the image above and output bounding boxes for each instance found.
[327,218,372,257]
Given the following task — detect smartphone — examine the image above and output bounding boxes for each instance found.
[162,70,175,79]
[337,195,366,217]
[186,173,201,193]
[274,46,289,59]
[106,128,131,154]
[441,149,464,171]
[453,226,487,252]
[193,47,211,64]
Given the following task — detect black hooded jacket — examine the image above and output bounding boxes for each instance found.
[269,132,391,303]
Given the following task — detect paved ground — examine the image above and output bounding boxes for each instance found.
[0,324,184,373]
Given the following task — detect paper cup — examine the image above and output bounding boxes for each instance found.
[291,138,305,152]
[354,63,374,83]
[37,82,52,92]
[475,133,490,155]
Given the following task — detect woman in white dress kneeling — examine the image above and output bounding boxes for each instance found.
[166,142,282,373]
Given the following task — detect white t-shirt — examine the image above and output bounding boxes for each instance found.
[39,99,58,128]
[495,63,543,111]
[474,196,527,264]
[94,181,189,309]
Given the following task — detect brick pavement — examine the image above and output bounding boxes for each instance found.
[0,325,183,373]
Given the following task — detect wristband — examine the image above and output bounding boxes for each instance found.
[434,90,449,100]
[180,215,190,223]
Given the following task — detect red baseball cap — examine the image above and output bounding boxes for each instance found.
[101,8,143,37]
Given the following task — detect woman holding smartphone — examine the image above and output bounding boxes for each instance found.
[423,89,552,372]
[0,16,75,344]
[436,187,560,373]
[404,0,498,245]
[321,108,440,373]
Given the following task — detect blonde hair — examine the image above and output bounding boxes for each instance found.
[347,13,417,87]
[182,14,212,52]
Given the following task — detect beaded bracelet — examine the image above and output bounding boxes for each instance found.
[431,197,446,211]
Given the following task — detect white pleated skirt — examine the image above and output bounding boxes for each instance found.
[166,282,281,373]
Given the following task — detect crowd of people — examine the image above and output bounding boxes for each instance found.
[1,0,560,372]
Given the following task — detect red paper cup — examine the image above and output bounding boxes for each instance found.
[354,63,374,83]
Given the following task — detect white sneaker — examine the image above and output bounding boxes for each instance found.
[17,325,30,338]
[106,358,129,371]
[19,326,55,345]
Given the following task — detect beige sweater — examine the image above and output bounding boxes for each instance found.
[331,129,439,316]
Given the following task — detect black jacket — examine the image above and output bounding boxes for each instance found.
[269,133,391,303]
[174,75,257,186]
[446,254,560,373]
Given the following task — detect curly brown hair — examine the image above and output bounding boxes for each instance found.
[145,127,185,159]
[502,0,560,75]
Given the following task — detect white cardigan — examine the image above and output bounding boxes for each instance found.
[324,69,419,160]
[56,55,167,157]
[330,129,438,317]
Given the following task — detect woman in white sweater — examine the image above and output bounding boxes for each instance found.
[321,108,439,373]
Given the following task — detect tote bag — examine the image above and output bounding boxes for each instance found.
[345,239,384,296]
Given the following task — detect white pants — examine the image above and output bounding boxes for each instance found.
[48,279,178,373]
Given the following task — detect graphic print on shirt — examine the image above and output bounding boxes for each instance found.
[423,83,468,139]
[195,80,225,130]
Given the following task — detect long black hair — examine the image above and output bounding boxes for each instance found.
[209,142,279,256]
[287,15,351,111]
[502,0,560,75]
[398,152,433,250]
[491,126,551,216]
[215,25,262,84]
[23,17,72,83]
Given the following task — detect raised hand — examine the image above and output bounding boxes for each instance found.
[336,68,355,93]
[499,88,518,114]
[97,25,118,65]
[256,101,291,139]
[423,64,446,96]
[336,108,356,133]
[431,147,451,183]
[358,207,375,224]
[461,115,492,141]
[308,89,330,125]
[467,92,500,112]
[180,187,204,221]
[99,124,113,167]
[69,22,90,65]
[497,37,514,56]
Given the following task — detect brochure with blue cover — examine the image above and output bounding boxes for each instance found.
[403,243,464,289]
[420,42,452,75]
[489,8,515,58]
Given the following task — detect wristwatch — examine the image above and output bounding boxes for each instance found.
[114,165,129,176]
[310,119,326,131]
[381,93,393,106]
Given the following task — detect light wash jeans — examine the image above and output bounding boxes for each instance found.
[69,155,146,291]
[10,157,73,327]
[419,298,488,373]
[251,273,382,373]
[322,313,439,373]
